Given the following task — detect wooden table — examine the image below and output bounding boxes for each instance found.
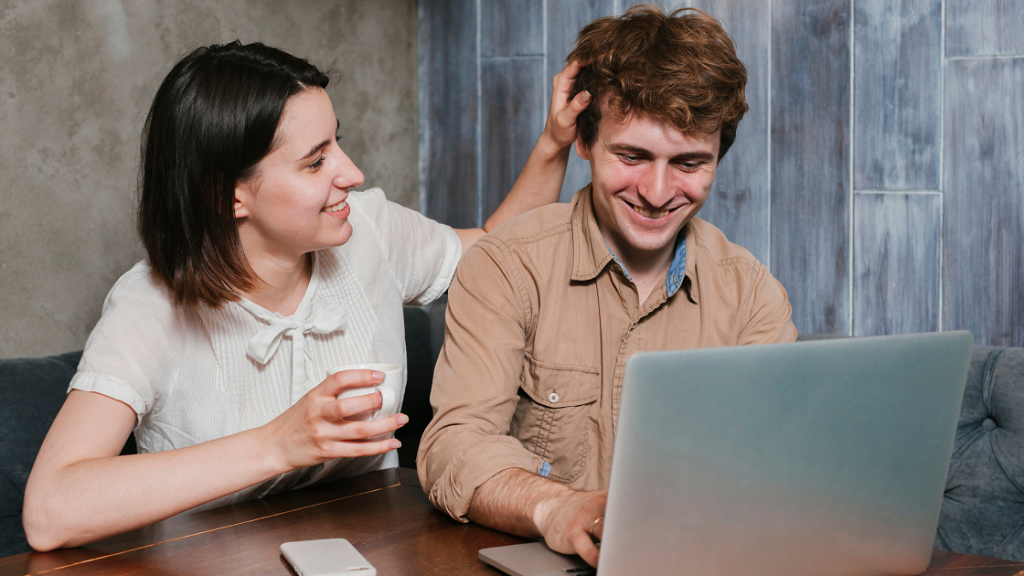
[3,468,1023,576]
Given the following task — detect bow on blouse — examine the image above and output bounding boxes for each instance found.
[241,303,348,402]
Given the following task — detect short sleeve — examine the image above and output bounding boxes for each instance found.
[69,262,182,426]
[348,188,462,305]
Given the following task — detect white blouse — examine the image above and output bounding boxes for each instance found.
[69,189,461,511]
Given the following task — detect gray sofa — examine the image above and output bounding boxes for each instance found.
[935,345,1024,558]
[2,316,1022,559]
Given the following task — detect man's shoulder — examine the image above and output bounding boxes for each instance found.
[688,217,764,272]
[483,200,576,248]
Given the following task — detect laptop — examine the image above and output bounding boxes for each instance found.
[480,331,974,576]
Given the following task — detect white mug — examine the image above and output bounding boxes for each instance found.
[327,363,402,421]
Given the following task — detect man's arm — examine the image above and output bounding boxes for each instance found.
[418,230,607,567]
[417,237,540,519]
[469,468,607,568]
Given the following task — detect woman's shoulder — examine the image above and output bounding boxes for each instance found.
[340,187,453,254]
[345,187,389,219]
[76,260,186,418]
[96,258,180,325]
[102,260,176,313]
[346,188,438,228]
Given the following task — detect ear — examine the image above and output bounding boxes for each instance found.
[234,180,253,219]
[574,132,592,161]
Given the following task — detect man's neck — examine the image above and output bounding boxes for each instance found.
[598,227,676,305]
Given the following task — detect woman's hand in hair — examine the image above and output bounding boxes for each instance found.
[479,59,591,234]
[262,369,407,471]
[544,59,592,151]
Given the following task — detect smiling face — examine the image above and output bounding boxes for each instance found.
[576,106,720,272]
[234,87,364,264]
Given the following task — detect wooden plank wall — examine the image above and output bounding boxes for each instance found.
[852,0,943,337]
[547,0,619,202]
[418,0,478,229]
[419,1,1024,346]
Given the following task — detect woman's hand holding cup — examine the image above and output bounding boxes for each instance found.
[329,363,403,421]
[262,367,407,473]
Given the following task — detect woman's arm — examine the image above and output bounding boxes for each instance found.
[453,60,591,252]
[23,370,404,551]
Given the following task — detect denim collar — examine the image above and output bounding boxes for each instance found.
[601,231,687,298]
[664,232,687,297]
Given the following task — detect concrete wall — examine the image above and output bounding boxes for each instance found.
[0,0,419,358]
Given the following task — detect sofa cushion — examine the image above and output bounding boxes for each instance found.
[936,345,1024,560]
[0,351,81,557]
[395,303,446,468]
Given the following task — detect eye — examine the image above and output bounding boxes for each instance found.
[677,161,704,173]
[308,155,326,171]
[335,134,343,143]
[618,153,643,164]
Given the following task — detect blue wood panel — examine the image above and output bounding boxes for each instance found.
[770,0,852,335]
[634,0,684,11]
[546,0,619,202]
[482,0,544,57]
[418,0,479,228]
[944,58,1024,347]
[687,0,772,267]
[854,0,942,191]
[946,0,1024,57]
[853,193,941,336]
[480,57,547,219]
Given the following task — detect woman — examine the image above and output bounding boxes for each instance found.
[23,41,589,551]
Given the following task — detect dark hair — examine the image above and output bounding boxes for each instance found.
[568,5,748,160]
[137,41,330,308]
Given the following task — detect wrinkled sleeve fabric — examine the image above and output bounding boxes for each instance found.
[352,188,461,306]
[416,236,540,522]
[737,261,798,346]
[68,263,181,426]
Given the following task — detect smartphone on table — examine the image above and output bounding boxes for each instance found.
[280,538,376,576]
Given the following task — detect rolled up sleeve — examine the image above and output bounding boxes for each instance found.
[416,237,540,522]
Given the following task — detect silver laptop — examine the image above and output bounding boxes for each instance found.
[481,331,973,576]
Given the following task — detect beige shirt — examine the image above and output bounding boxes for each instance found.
[417,187,797,522]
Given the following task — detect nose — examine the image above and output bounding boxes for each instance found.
[637,162,674,209]
[332,145,365,190]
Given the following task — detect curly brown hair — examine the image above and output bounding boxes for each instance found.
[568,5,748,160]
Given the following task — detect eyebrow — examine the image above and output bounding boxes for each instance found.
[610,144,716,163]
[297,120,342,161]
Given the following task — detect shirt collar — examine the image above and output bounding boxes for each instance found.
[570,185,616,282]
[664,232,687,297]
[570,185,692,299]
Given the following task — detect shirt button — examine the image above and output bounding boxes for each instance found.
[548,392,560,403]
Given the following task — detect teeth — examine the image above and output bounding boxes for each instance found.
[632,205,670,219]
[324,199,347,213]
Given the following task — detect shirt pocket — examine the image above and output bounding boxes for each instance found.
[510,353,600,484]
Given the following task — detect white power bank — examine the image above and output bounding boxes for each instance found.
[280,538,376,576]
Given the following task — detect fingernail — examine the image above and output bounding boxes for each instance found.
[372,371,385,380]
[390,440,402,449]
[580,90,591,102]
[397,414,409,425]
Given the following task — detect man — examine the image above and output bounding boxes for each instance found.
[417,6,797,568]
